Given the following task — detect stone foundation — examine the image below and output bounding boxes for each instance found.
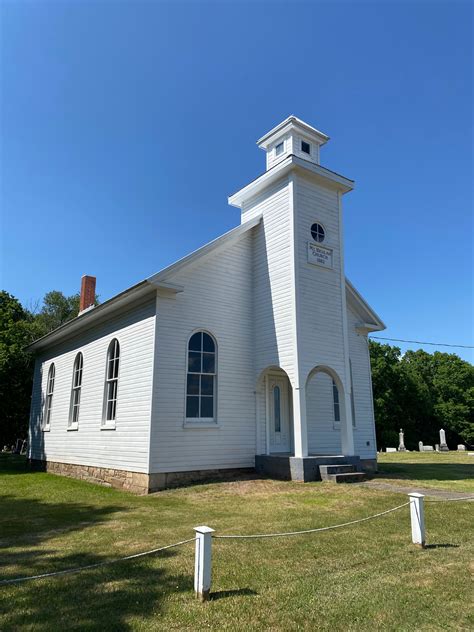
[29,459,255,494]
[29,459,150,494]
[148,468,255,492]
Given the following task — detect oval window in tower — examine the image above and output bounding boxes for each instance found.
[311,223,325,243]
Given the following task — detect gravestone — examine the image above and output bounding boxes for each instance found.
[435,444,440,452]
[439,428,449,452]
[418,441,423,452]
[398,429,407,452]
[386,447,397,453]
[457,444,466,451]
[423,446,434,452]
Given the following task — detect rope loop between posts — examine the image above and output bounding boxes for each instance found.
[425,496,474,503]
[0,537,196,586]
[213,501,411,540]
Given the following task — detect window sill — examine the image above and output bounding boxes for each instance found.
[101,422,116,431]
[183,421,220,429]
[42,426,51,432]
[67,424,79,431]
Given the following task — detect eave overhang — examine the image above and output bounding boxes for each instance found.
[257,115,330,149]
[346,279,386,333]
[228,155,354,208]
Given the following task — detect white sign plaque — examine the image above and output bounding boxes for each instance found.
[307,242,333,269]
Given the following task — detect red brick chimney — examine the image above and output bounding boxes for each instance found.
[80,275,96,312]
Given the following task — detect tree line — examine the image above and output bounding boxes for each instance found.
[0,290,93,448]
[1,289,473,451]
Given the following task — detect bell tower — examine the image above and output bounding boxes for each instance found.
[229,116,356,462]
[257,115,329,171]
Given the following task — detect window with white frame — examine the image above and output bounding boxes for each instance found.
[275,141,284,156]
[69,352,83,427]
[104,339,120,424]
[332,380,340,423]
[44,363,55,429]
[186,331,216,421]
[301,140,311,155]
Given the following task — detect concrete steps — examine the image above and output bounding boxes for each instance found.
[324,472,368,484]
[319,463,367,484]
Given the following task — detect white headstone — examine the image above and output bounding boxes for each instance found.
[398,429,407,452]
[439,428,449,451]
[418,441,423,452]
[457,444,466,451]
[386,447,397,453]
[423,445,434,452]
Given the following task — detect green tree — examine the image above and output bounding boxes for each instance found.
[0,292,35,448]
[403,350,474,446]
[369,341,416,449]
[370,341,474,449]
[0,289,99,447]
[32,291,81,337]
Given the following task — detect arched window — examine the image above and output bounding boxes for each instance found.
[104,339,120,424]
[44,363,55,429]
[186,331,216,421]
[69,353,83,427]
[273,385,281,432]
[332,380,340,423]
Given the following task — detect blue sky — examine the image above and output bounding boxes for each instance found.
[1,1,472,362]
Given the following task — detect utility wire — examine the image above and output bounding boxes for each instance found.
[369,336,474,349]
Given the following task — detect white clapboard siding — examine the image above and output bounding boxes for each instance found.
[295,173,347,386]
[243,177,296,383]
[149,230,256,473]
[28,299,156,473]
[347,307,378,459]
[307,371,341,455]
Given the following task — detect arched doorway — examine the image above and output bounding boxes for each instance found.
[305,366,346,455]
[256,367,293,455]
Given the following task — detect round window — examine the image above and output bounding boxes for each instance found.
[311,223,325,243]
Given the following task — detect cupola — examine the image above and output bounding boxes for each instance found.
[257,115,329,171]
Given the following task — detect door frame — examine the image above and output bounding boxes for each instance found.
[266,372,292,454]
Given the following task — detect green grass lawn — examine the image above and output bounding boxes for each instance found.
[377,451,474,493]
[0,453,473,631]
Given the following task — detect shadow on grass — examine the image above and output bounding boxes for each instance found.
[376,462,473,482]
[210,587,258,600]
[0,453,31,475]
[0,549,192,631]
[0,458,193,631]
[0,494,124,545]
[424,543,460,550]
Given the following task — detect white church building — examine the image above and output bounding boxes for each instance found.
[28,116,385,493]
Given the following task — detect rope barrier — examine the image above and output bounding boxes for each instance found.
[0,537,196,586]
[213,501,410,539]
[425,496,474,503]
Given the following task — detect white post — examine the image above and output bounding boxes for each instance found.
[408,493,425,548]
[292,386,308,458]
[194,526,214,601]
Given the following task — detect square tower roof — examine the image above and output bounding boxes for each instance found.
[257,115,330,170]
